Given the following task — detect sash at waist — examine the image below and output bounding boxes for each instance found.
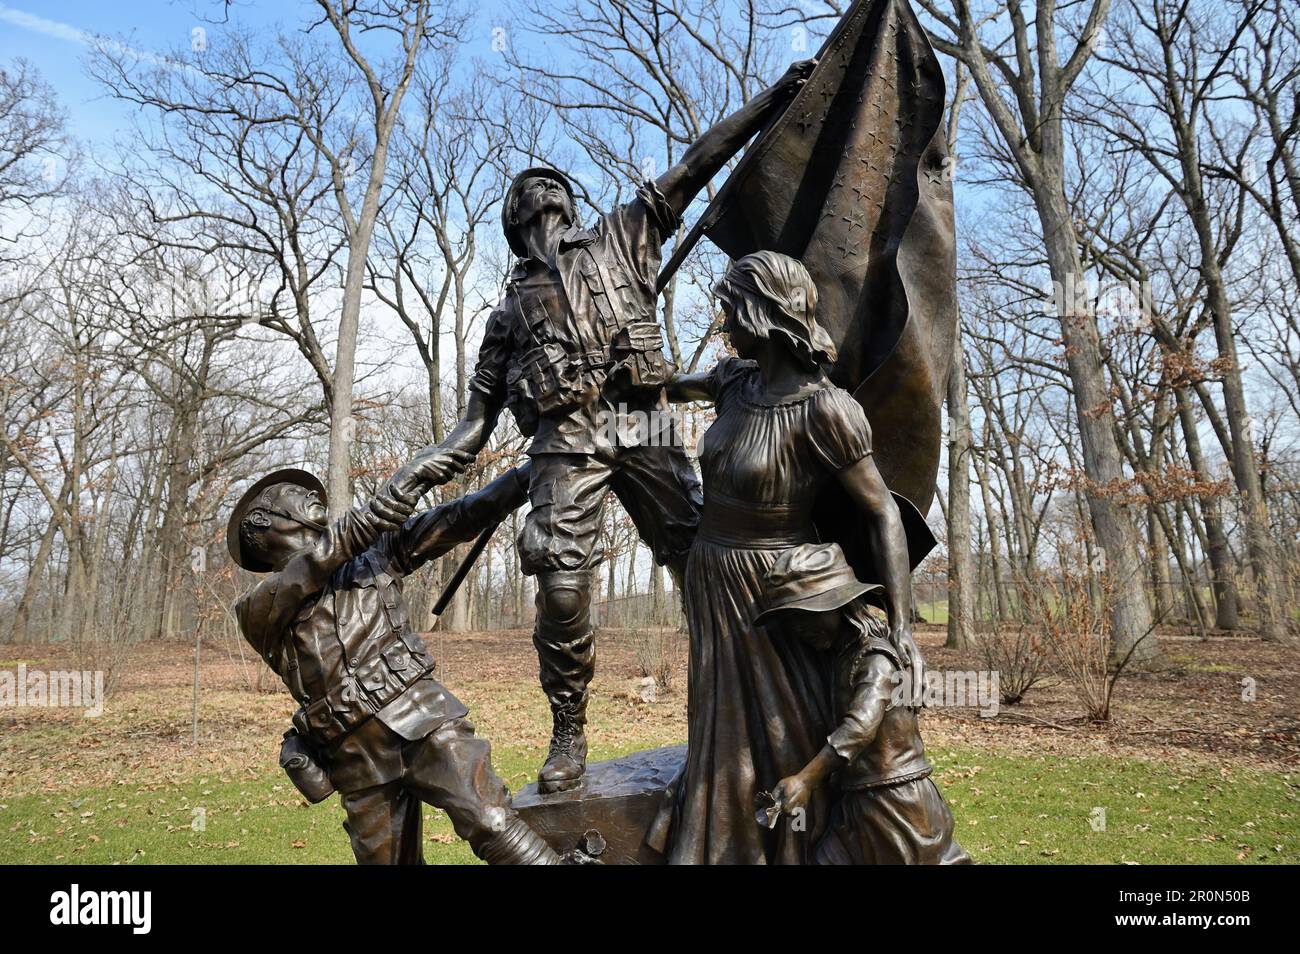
[696,489,816,549]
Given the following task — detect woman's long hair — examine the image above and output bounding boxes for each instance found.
[715,251,838,372]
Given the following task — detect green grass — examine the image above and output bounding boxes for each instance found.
[933,747,1299,864]
[1165,654,1238,674]
[916,601,950,625]
[3,743,1295,864]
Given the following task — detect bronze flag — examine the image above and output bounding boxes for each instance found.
[662,0,957,517]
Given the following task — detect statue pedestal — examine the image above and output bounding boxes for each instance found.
[513,745,685,865]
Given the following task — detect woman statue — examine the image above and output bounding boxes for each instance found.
[655,250,921,864]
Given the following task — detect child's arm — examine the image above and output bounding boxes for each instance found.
[772,654,895,816]
[771,744,844,816]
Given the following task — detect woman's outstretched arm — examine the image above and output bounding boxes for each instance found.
[664,371,715,404]
[836,455,919,668]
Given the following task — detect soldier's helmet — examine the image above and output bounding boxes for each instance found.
[226,468,326,573]
[502,166,576,257]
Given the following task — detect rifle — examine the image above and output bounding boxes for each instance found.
[431,520,501,618]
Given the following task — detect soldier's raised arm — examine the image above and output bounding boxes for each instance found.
[656,59,815,219]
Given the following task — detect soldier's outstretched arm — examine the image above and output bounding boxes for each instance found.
[388,464,532,577]
[404,300,511,469]
[442,392,505,457]
[385,395,503,513]
[236,501,418,653]
[656,58,815,217]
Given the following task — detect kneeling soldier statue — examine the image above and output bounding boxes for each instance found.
[227,452,570,864]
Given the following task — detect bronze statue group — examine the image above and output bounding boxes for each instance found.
[226,41,967,865]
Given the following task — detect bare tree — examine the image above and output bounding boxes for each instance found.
[367,69,510,440]
[309,0,466,513]
[918,0,1160,665]
[944,62,976,649]
[0,59,68,228]
[1081,0,1288,640]
[92,2,464,515]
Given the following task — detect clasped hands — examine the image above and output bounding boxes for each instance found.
[368,447,475,532]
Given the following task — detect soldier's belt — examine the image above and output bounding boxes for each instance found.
[294,659,436,750]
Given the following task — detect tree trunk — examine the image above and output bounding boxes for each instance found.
[1036,190,1159,667]
[10,511,59,644]
[945,340,976,649]
[650,561,665,627]
[1155,3,1288,641]
[446,544,470,633]
[1174,385,1239,629]
[975,447,1010,623]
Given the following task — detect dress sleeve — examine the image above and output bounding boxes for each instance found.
[807,386,874,472]
[704,357,758,405]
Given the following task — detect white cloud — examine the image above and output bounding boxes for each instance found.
[0,2,193,72]
[0,4,94,46]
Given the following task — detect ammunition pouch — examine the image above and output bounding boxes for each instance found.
[505,365,541,436]
[279,728,335,804]
[606,321,673,399]
[519,341,590,417]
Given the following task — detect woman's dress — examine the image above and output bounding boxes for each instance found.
[666,358,877,864]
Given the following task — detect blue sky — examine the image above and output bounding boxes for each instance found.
[0,2,260,146]
[0,1,521,147]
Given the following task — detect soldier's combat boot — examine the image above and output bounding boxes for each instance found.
[538,693,588,793]
[533,569,595,793]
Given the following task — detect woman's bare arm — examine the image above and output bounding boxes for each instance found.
[665,371,715,404]
[836,454,917,665]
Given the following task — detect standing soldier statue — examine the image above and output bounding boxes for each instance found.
[400,58,816,792]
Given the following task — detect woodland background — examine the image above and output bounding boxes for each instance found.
[1,0,1298,685]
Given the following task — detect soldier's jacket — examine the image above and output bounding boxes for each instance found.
[235,469,529,793]
[470,180,681,456]
[827,624,933,791]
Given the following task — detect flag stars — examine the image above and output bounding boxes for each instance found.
[861,155,885,178]
[842,210,868,232]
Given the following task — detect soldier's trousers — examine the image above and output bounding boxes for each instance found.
[339,718,514,864]
[518,443,701,704]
